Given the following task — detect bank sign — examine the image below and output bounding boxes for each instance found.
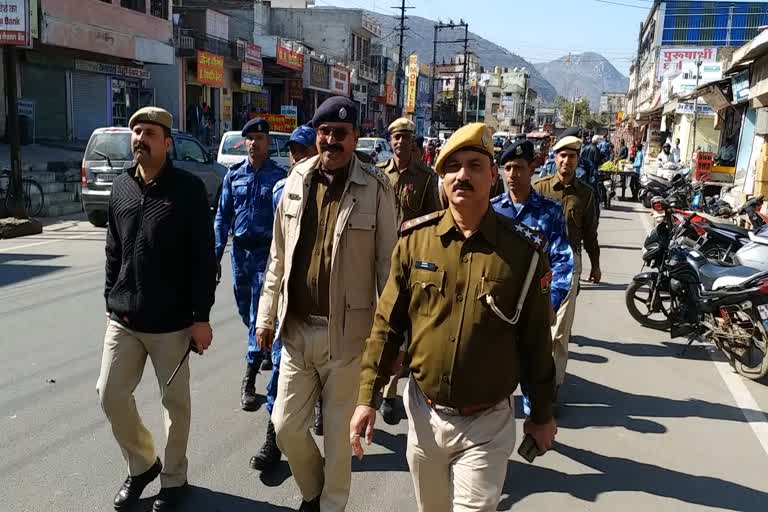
[0,0,31,46]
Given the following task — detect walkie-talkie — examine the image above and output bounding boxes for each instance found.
[518,434,545,463]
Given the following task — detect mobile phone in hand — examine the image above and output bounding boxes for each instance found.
[518,434,543,463]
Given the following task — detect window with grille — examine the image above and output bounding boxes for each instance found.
[121,0,146,13]
[150,0,168,19]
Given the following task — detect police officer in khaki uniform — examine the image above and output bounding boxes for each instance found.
[350,123,557,512]
[534,133,601,400]
[255,97,397,512]
[376,117,441,424]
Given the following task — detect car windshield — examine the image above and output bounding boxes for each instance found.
[271,134,290,157]
[357,139,376,149]
[221,134,247,156]
[86,133,133,161]
[493,136,506,147]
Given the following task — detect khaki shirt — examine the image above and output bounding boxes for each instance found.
[358,208,556,423]
[377,158,441,224]
[289,167,348,318]
[534,174,600,268]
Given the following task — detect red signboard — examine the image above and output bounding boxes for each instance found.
[330,66,350,96]
[277,46,304,72]
[197,51,224,87]
[261,114,297,133]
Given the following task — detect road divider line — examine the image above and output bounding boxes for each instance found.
[637,207,768,457]
[0,234,89,253]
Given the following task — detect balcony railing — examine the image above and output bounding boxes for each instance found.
[173,27,238,60]
[355,62,378,83]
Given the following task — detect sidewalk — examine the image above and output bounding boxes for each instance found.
[0,143,84,172]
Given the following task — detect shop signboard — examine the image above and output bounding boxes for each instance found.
[277,45,304,72]
[261,114,297,133]
[676,101,714,116]
[731,69,750,104]
[353,90,367,105]
[386,72,397,106]
[222,91,232,131]
[241,62,263,92]
[330,66,350,96]
[281,105,298,118]
[310,60,330,90]
[0,1,32,46]
[245,43,262,63]
[75,59,151,80]
[405,54,418,113]
[198,51,224,87]
[657,47,716,80]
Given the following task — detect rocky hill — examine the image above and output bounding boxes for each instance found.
[534,52,629,110]
[367,12,558,103]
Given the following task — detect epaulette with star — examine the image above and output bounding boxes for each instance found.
[497,215,547,251]
[400,211,443,234]
[363,163,392,190]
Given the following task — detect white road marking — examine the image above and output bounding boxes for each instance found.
[636,205,768,457]
[0,234,92,253]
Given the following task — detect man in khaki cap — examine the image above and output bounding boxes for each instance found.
[97,106,217,511]
[375,117,441,424]
[351,123,557,512]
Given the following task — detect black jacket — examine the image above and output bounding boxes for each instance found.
[105,162,217,333]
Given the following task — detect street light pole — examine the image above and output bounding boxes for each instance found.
[691,59,702,159]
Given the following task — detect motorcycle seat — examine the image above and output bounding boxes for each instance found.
[710,222,751,237]
[698,263,761,291]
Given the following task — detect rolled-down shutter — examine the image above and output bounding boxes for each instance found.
[72,72,108,142]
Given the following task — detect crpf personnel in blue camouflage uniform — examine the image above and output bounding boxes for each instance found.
[491,139,574,417]
[250,124,318,473]
[214,118,286,411]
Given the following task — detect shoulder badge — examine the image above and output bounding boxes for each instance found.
[496,214,547,251]
[363,163,392,190]
[400,211,443,235]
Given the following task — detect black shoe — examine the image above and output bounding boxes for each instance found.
[260,357,273,371]
[241,363,259,411]
[380,398,398,425]
[250,420,282,471]
[152,482,188,512]
[298,497,320,512]
[113,458,162,510]
[313,400,323,436]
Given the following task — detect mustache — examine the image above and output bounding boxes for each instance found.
[453,181,474,191]
[320,143,344,153]
[133,143,151,154]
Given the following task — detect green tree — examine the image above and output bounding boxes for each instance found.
[555,96,591,127]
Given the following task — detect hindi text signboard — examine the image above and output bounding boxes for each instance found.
[0,0,31,46]
[277,45,304,72]
[197,51,224,87]
[657,47,716,80]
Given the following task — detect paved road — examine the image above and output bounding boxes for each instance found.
[1,203,767,512]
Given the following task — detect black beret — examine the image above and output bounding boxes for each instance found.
[242,118,270,137]
[309,96,358,128]
[499,139,535,165]
[558,127,582,140]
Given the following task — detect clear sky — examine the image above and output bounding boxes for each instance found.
[317,0,655,75]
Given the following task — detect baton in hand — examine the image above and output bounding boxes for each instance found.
[166,339,201,387]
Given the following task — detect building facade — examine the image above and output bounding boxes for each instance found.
[483,67,537,133]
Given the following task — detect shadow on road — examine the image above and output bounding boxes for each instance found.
[568,351,609,364]
[556,373,766,433]
[575,335,712,362]
[600,244,641,251]
[499,442,767,511]
[352,429,409,473]
[0,253,68,287]
[137,485,295,511]
[580,281,627,292]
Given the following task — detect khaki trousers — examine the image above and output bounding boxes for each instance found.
[553,252,582,387]
[96,320,191,488]
[404,379,516,512]
[271,316,361,512]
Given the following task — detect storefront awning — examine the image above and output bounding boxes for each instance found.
[676,79,731,111]
[662,101,678,115]
[726,28,768,74]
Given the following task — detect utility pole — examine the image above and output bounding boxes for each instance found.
[571,95,577,127]
[691,59,702,158]
[393,0,412,115]
[429,20,470,135]
[3,46,25,219]
[460,24,469,125]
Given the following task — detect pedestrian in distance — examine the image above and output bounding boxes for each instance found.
[491,139,575,416]
[632,142,645,201]
[214,118,286,412]
[534,132,601,404]
[376,117,442,425]
[250,124,318,473]
[350,123,558,512]
[97,107,218,512]
[255,96,398,512]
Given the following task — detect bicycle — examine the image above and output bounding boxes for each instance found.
[0,168,45,217]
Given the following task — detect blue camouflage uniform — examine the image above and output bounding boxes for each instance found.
[214,158,286,366]
[491,190,574,311]
[264,176,286,415]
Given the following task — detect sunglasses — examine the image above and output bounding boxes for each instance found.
[317,126,351,141]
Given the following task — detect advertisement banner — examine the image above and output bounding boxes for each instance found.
[197,51,224,87]
[245,43,262,63]
[386,72,397,106]
[261,114,297,133]
[657,47,716,79]
[731,69,750,103]
[330,66,350,96]
[0,0,31,46]
[405,54,418,113]
[75,59,151,80]
[241,62,263,92]
[281,105,298,118]
[310,60,330,90]
[277,45,304,72]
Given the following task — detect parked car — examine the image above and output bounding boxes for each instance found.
[357,137,394,163]
[217,130,291,169]
[81,127,227,227]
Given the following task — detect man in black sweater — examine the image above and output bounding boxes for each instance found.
[96,107,217,512]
